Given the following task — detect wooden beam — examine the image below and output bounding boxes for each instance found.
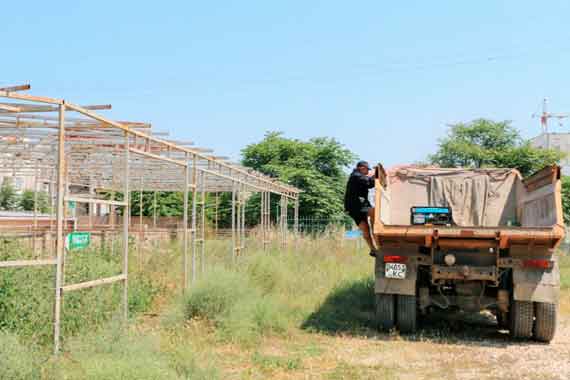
[64,196,127,207]
[61,274,127,292]
[0,84,31,92]
[0,259,57,268]
[129,147,187,167]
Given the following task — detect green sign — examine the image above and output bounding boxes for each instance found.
[66,232,91,250]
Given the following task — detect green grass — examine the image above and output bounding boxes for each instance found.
[0,233,372,378]
[2,233,570,379]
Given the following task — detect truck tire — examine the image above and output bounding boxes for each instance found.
[397,295,417,333]
[375,294,395,331]
[533,302,557,343]
[510,300,533,339]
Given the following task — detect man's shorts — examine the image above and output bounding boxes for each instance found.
[349,207,370,225]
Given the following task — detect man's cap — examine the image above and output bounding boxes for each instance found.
[356,160,371,170]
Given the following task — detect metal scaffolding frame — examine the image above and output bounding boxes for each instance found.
[0,84,301,353]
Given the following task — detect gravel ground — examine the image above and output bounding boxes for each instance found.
[335,312,570,380]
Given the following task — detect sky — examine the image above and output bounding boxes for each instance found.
[3,1,570,168]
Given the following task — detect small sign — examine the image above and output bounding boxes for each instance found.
[66,232,91,250]
[68,201,76,210]
[344,230,363,239]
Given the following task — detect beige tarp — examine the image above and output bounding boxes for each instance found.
[385,167,520,227]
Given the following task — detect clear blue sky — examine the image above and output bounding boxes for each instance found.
[3,1,570,168]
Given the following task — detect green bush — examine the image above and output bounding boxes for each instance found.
[183,265,291,345]
[0,247,161,345]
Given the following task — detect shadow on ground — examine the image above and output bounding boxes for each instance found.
[301,277,376,336]
[302,277,546,348]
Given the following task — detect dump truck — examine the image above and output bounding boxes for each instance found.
[372,164,564,342]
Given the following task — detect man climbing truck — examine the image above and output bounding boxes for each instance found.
[372,164,563,342]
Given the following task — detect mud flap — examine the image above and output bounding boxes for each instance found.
[513,261,560,303]
[374,257,417,296]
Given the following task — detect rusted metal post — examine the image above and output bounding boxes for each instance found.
[53,103,65,354]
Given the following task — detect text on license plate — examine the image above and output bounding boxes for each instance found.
[385,263,407,279]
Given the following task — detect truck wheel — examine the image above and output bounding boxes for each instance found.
[397,295,417,333]
[534,302,557,343]
[375,294,395,331]
[510,300,533,339]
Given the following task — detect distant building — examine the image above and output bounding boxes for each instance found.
[530,132,570,175]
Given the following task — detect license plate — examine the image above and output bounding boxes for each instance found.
[385,263,407,279]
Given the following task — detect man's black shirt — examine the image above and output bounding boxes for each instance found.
[344,169,375,213]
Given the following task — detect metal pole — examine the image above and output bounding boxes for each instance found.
[214,192,219,239]
[122,131,130,322]
[153,191,157,229]
[294,196,299,233]
[241,184,245,253]
[182,154,189,290]
[191,154,198,283]
[283,196,286,247]
[138,171,143,269]
[231,180,236,261]
[200,170,206,273]
[32,160,38,256]
[53,103,65,354]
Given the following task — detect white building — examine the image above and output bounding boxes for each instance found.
[530,132,570,175]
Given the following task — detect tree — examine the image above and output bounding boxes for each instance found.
[19,190,50,213]
[429,119,564,176]
[241,131,357,221]
[0,181,18,211]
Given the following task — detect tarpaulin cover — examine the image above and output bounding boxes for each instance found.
[384,167,527,227]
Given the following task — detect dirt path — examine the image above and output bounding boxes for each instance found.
[244,313,570,380]
[323,315,570,380]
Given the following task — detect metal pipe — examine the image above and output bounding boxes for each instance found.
[182,153,189,290]
[122,131,130,322]
[191,154,198,283]
[53,103,65,354]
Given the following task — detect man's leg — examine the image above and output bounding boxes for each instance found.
[367,207,382,248]
[357,220,376,252]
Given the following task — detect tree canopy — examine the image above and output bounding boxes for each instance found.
[241,131,356,220]
[429,119,564,177]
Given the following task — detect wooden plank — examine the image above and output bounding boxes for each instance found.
[129,147,187,167]
[61,274,126,292]
[373,178,384,234]
[0,104,21,112]
[0,84,31,92]
[0,90,63,105]
[64,196,127,207]
[523,165,559,191]
[0,259,57,268]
